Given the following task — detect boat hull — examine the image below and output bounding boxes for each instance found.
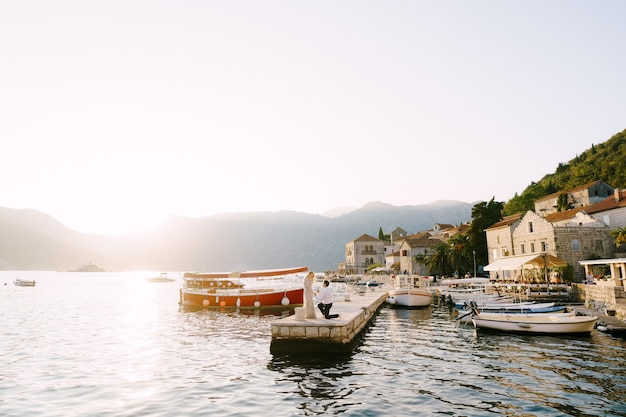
[180,288,304,308]
[472,314,597,334]
[386,289,432,307]
[14,279,36,287]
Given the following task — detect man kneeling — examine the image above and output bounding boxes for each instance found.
[316,280,339,319]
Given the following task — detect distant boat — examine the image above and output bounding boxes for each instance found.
[146,272,175,283]
[14,278,36,287]
[179,266,307,308]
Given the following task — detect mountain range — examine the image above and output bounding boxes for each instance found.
[0,201,474,272]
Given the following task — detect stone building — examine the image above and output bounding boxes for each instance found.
[398,231,439,275]
[343,234,385,275]
[485,213,523,262]
[486,209,613,281]
[534,180,614,216]
[585,188,626,232]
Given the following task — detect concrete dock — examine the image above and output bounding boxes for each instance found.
[270,289,388,354]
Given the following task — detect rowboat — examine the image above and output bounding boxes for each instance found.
[471,313,597,334]
[14,279,36,287]
[179,266,307,308]
[386,275,432,307]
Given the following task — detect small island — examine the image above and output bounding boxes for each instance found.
[70,262,106,272]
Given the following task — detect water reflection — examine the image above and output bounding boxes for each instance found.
[268,353,357,415]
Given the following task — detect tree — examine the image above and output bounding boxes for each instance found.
[612,226,626,247]
[424,241,452,276]
[469,198,503,267]
[448,232,472,275]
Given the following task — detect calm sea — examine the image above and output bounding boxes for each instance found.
[1,271,625,417]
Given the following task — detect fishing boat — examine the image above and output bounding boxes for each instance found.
[179,266,308,308]
[471,308,597,334]
[386,275,432,307]
[387,288,432,307]
[14,278,36,287]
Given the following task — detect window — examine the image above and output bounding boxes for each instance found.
[572,239,580,251]
[594,239,605,253]
[521,244,525,254]
[528,222,534,233]
[541,241,547,252]
[402,250,408,256]
[530,242,535,253]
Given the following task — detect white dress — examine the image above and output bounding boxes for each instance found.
[303,272,317,319]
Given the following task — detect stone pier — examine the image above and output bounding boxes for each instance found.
[270,290,388,354]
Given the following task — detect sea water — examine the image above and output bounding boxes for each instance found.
[1,271,625,417]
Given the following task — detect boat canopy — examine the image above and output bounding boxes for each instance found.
[484,254,567,271]
[184,266,308,279]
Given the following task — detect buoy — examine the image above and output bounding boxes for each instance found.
[236,298,241,307]
[202,299,209,306]
[387,296,396,305]
[597,325,608,332]
[254,300,261,308]
[220,300,226,307]
[281,296,290,306]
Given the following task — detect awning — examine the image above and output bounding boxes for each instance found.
[484,254,567,271]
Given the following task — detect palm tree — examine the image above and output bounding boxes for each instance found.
[612,226,626,247]
[424,241,452,276]
[448,233,472,275]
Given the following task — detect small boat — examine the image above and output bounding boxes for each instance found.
[14,279,36,287]
[386,275,432,307]
[179,266,308,308]
[471,312,598,334]
[356,280,381,287]
[146,272,175,283]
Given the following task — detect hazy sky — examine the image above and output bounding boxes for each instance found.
[2,1,625,234]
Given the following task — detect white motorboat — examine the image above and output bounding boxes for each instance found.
[386,275,432,307]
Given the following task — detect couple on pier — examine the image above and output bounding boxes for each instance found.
[303,273,339,319]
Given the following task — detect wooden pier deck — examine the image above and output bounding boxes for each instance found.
[270,289,388,355]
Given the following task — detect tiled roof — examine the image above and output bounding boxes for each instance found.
[404,236,439,248]
[486,213,523,230]
[544,207,586,223]
[353,234,380,242]
[535,180,605,203]
[584,189,626,214]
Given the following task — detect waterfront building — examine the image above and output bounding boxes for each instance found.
[343,234,385,275]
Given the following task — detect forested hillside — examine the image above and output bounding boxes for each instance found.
[503,128,626,215]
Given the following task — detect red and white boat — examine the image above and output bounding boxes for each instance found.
[179,266,308,308]
[386,275,432,307]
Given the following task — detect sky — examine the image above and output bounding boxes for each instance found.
[2,1,625,235]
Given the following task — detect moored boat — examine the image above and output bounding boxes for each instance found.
[471,312,597,334]
[386,275,432,307]
[179,266,308,308]
[14,278,36,287]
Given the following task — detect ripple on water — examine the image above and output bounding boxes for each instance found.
[1,273,626,416]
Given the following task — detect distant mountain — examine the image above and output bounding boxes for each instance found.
[0,201,473,272]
